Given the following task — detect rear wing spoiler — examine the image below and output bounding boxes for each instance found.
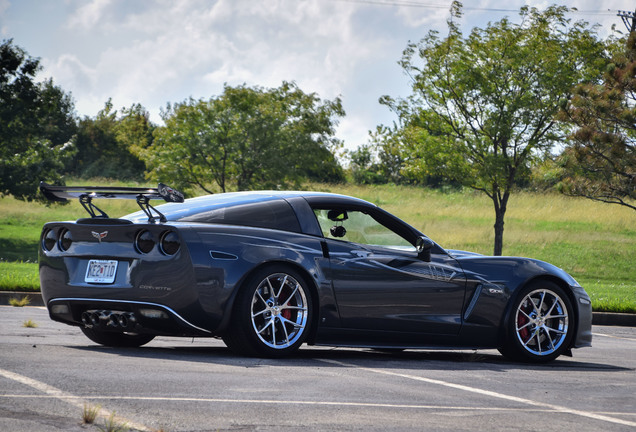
[40,182,185,222]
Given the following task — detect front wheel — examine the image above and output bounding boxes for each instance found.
[223,266,313,357]
[499,281,574,363]
[80,327,155,348]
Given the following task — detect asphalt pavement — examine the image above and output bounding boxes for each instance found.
[1,305,635,431]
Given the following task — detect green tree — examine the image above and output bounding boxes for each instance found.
[558,30,635,211]
[72,100,151,180]
[144,82,345,193]
[0,39,76,201]
[347,143,387,185]
[383,3,608,255]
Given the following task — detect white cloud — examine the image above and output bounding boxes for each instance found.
[5,0,634,148]
[44,53,96,92]
[67,0,113,30]
[0,0,11,36]
[53,0,375,125]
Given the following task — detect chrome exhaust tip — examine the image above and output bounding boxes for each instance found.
[81,311,93,328]
[117,313,129,328]
[81,310,137,330]
[108,313,120,327]
[117,313,137,329]
[90,312,103,327]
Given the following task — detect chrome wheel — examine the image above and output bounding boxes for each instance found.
[250,273,309,349]
[499,281,575,362]
[514,288,569,356]
[223,266,313,357]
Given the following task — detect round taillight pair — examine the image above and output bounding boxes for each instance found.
[42,229,56,251]
[59,229,72,251]
[42,228,72,252]
[135,230,155,254]
[135,230,180,256]
[160,231,180,256]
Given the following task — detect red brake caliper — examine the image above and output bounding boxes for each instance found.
[281,287,293,321]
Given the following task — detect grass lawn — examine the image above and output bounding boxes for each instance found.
[1,181,634,312]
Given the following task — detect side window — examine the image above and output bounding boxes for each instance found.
[313,208,415,251]
[180,200,301,233]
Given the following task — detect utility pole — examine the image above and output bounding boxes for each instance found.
[617,9,636,33]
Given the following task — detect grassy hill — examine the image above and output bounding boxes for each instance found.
[1,181,634,312]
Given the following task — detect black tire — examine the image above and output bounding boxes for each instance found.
[80,326,155,348]
[223,265,313,358]
[498,280,574,363]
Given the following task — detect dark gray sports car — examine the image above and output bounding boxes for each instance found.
[38,183,592,362]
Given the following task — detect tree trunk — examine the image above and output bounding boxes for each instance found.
[493,210,505,256]
[491,190,510,256]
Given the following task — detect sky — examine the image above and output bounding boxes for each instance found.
[1,0,633,150]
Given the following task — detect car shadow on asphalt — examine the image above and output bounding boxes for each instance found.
[67,343,632,373]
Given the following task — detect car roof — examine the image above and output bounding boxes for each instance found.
[123,190,376,222]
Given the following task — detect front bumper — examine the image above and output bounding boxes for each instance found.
[572,285,593,349]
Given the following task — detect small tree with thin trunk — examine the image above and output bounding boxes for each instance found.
[383,2,607,255]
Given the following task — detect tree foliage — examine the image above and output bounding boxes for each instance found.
[71,100,152,180]
[347,142,388,185]
[0,39,76,201]
[381,3,608,255]
[558,31,636,210]
[143,82,345,193]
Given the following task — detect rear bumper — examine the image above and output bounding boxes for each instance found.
[47,298,212,337]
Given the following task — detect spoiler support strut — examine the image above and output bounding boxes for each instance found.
[40,182,185,222]
[79,194,109,219]
[136,194,167,223]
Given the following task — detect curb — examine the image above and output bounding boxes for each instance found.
[0,291,44,307]
[591,312,636,327]
[1,291,635,327]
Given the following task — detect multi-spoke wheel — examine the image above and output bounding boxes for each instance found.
[223,266,313,357]
[499,281,574,363]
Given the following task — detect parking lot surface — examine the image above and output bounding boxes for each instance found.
[1,306,635,431]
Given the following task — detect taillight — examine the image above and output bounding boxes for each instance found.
[58,228,73,251]
[42,229,56,251]
[135,230,155,254]
[159,231,180,255]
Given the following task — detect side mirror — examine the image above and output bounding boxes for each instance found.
[416,236,435,262]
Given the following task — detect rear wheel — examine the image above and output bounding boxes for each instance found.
[80,327,155,348]
[499,281,574,363]
[223,266,312,357]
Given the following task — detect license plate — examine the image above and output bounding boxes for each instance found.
[85,260,118,284]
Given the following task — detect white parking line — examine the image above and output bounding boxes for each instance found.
[317,358,636,428]
[592,332,636,342]
[2,363,634,429]
[2,393,635,418]
[0,368,151,431]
